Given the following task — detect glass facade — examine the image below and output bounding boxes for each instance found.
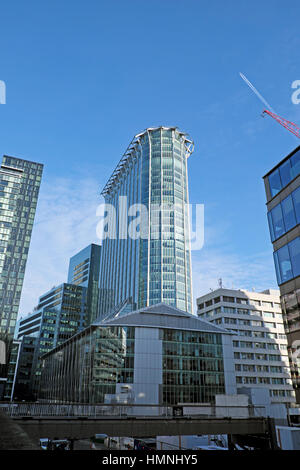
[264,145,300,403]
[67,244,101,325]
[40,326,135,403]
[268,148,300,198]
[162,329,225,404]
[40,325,226,405]
[273,237,300,285]
[99,127,194,317]
[10,283,88,399]
[0,156,43,340]
[268,186,300,241]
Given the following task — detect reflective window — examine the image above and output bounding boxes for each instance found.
[268,187,300,241]
[270,204,285,240]
[268,149,300,198]
[269,168,282,198]
[282,195,296,231]
[274,237,300,284]
[289,237,300,279]
[277,244,293,283]
[291,151,300,180]
[279,160,292,187]
[292,187,300,224]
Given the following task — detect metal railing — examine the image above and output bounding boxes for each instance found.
[0,402,267,419]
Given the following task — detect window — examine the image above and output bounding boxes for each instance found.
[224,307,236,313]
[282,195,296,232]
[270,204,285,240]
[262,301,273,308]
[240,341,252,348]
[289,237,300,279]
[259,377,270,384]
[292,186,300,224]
[274,244,293,284]
[263,311,274,318]
[238,309,249,315]
[223,296,234,303]
[243,377,257,384]
[265,322,276,328]
[269,168,282,198]
[268,150,300,198]
[236,298,248,305]
[242,364,255,372]
[268,186,300,242]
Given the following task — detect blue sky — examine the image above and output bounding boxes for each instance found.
[0,0,300,315]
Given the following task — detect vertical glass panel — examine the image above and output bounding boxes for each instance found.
[268,169,282,197]
[289,237,300,279]
[279,160,292,188]
[267,211,275,242]
[277,245,293,283]
[270,204,285,239]
[290,150,300,180]
[292,186,300,224]
[281,195,296,232]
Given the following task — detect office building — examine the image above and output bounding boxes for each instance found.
[197,288,295,405]
[67,243,101,325]
[98,127,194,318]
[0,155,43,337]
[39,303,236,405]
[0,155,43,394]
[263,145,300,401]
[6,283,87,399]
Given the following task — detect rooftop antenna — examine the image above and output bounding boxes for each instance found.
[218,278,223,288]
[239,72,300,139]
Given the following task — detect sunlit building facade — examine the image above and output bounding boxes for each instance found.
[0,155,43,340]
[39,304,236,405]
[98,127,194,318]
[67,243,101,325]
[197,288,295,405]
[264,145,300,402]
[0,155,43,396]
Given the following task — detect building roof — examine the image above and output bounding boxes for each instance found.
[95,302,232,335]
[101,126,194,196]
[262,145,300,179]
[41,303,231,359]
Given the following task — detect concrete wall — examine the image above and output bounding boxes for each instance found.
[132,327,162,406]
[222,334,237,395]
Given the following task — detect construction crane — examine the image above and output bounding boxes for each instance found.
[239,72,300,139]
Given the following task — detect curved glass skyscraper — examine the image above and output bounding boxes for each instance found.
[99,127,194,317]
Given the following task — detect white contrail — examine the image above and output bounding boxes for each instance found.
[239,72,276,114]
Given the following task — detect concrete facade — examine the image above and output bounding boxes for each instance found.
[197,288,295,404]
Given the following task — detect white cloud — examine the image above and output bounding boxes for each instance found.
[18,177,279,319]
[192,248,278,309]
[18,175,102,317]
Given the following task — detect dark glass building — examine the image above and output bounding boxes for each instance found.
[263,145,300,402]
[6,283,87,400]
[67,243,101,325]
[0,155,43,396]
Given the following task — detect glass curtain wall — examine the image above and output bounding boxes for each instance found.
[99,127,193,317]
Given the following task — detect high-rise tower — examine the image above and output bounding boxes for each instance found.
[98,127,194,317]
[0,155,43,396]
[0,155,43,340]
